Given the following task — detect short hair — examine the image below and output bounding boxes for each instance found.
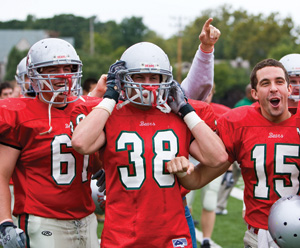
[82,78,97,92]
[0,81,13,95]
[250,59,290,90]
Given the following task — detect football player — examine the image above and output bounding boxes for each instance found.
[71,41,227,247]
[279,53,300,112]
[167,58,300,248]
[0,38,104,248]
[15,57,36,98]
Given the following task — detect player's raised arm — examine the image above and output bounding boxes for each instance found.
[181,17,221,100]
[72,61,126,154]
[167,80,228,167]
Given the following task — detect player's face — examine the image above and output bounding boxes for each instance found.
[128,73,161,107]
[131,73,160,85]
[0,88,13,99]
[41,64,73,102]
[288,75,300,107]
[252,66,292,123]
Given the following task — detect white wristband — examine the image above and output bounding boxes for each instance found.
[176,172,187,178]
[93,98,116,115]
[183,111,204,130]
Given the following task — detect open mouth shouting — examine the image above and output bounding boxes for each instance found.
[269,96,281,108]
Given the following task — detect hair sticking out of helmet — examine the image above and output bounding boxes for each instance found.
[268,195,300,248]
[117,42,173,112]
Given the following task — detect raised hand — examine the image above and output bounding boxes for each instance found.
[167,80,194,118]
[104,60,127,102]
[199,18,221,52]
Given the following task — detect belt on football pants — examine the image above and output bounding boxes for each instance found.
[247,224,259,235]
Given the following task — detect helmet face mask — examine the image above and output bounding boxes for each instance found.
[279,54,300,102]
[289,76,300,101]
[119,42,173,108]
[268,195,300,248]
[27,38,82,104]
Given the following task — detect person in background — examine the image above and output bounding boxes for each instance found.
[234,83,256,108]
[15,57,36,98]
[279,53,300,113]
[0,82,13,99]
[82,77,98,95]
[186,84,230,248]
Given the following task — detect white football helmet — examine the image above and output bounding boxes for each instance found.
[268,195,300,248]
[27,38,82,104]
[91,179,106,215]
[279,54,300,101]
[118,42,173,108]
[15,57,36,98]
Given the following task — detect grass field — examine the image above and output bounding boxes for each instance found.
[96,182,246,248]
[191,189,245,248]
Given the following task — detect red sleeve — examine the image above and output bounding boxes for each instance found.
[70,98,101,131]
[189,99,217,131]
[0,100,21,149]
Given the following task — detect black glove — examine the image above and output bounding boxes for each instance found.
[104,60,127,103]
[92,169,106,194]
[221,170,234,189]
[167,80,195,118]
[0,221,26,248]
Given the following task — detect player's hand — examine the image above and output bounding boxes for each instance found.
[167,80,195,117]
[167,156,194,178]
[103,60,127,102]
[221,170,234,189]
[0,221,26,248]
[92,169,106,194]
[89,74,107,98]
[199,17,221,52]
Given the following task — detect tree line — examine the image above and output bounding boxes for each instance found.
[2,4,300,107]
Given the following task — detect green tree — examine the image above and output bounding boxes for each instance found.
[4,47,28,81]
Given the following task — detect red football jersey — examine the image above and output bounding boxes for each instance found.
[218,104,300,229]
[71,99,216,248]
[210,102,230,119]
[0,97,95,219]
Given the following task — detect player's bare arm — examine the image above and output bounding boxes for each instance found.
[167,156,231,190]
[72,61,125,155]
[168,81,228,167]
[0,144,20,222]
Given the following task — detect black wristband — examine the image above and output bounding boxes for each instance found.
[103,86,119,103]
[0,221,15,233]
[178,103,195,118]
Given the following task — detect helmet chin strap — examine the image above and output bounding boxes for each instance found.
[117,88,171,113]
[39,91,60,135]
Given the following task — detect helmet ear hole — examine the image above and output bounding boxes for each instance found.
[268,195,300,248]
